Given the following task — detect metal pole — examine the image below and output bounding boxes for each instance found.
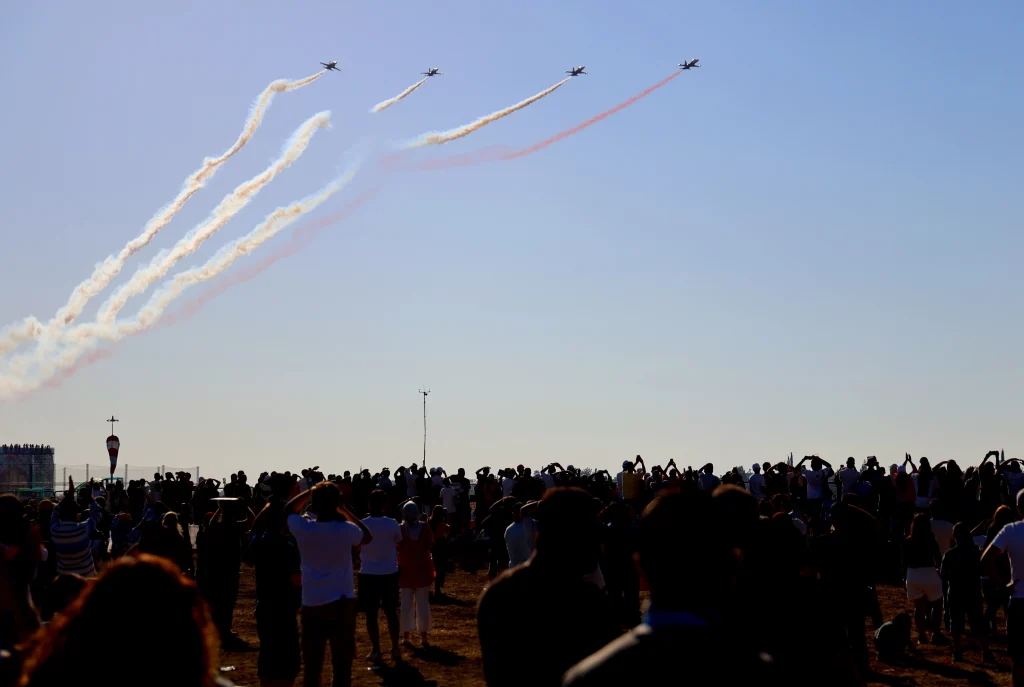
[86,464,89,482]
[419,389,430,469]
[125,464,128,481]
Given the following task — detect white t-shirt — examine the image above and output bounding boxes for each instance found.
[541,473,556,491]
[748,473,766,500]
[502,477,517,498]
[838,468,860,494]
[697,473,721,492]
[991,521,1024,599]
[287,514,363,606]
[432,474,444,488]
[378,476,393,490]
[931,519,955,556]
[505,521,535,568]
[804,469,832,500]
[405,473,418,492]
[359,516,402,576]
[440,486,458,513]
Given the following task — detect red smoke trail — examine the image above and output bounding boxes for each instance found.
[24,74,681,397]
[419,71,682,170]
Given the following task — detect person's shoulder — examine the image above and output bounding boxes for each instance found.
[479,561,534,607]
[561,626,648,686]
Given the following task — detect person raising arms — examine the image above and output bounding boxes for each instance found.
[285,481,372,687]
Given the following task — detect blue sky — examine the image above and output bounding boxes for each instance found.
[1,1,1021,478]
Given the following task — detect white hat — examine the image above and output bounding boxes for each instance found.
[751,463,760,471]
[897,465,906,474]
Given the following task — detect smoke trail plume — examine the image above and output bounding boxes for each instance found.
[406,78,571,147]
[419,72,683,170]
[92,111,331,327]
[371,78,429,113]
[0,72,326,359]
[21,186,382,399]
[0,318,43,357]
[30,162,361,382]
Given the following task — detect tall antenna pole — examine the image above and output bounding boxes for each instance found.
[419,389,430,469]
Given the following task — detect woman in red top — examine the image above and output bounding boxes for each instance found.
[398,501,435,647]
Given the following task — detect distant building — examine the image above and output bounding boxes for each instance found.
[0,443,56,495]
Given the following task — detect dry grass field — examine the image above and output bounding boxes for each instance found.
[217,565,1016,687]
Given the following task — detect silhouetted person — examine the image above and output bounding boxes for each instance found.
[17,555,224,687]
[479,488,618,687]
[563,488,774,686]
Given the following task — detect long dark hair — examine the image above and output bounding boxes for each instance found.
[986,505,1015,547]
[18,555,219,687]
[908,513,933,547]
[918,458,933,499]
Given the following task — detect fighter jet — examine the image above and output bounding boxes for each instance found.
[678,59,701,70]
[421,67,443,76]
[320,61,341,72]
[565,65,587,76]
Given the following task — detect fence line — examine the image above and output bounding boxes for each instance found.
[1,463,201,496]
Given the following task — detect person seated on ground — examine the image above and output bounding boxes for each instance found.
[479,488,619,687]
[562,488,774,687]
[16,554,227,687]
[874,613,918,662]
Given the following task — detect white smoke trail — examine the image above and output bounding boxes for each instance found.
[406,78,571,147]
[371,78,429,113]
[94,111,331,326]
[1,111,331,380]
[0,72,326,359]
[0,318,43,357]
[0,163,364,398]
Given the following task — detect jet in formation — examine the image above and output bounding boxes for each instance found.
[421,67,443,76]
[678,59,701,70]
[320,61,341,72]
[565,65,587,76]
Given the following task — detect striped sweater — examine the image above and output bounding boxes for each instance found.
[50,502,102,577]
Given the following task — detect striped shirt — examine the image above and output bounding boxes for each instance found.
[50,502,102,577]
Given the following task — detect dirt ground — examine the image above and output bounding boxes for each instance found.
[219,568,1014,687]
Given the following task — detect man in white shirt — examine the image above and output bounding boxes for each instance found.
[838,457,860,497]
[501,470,517,498]
[439,478,459,515]
[431,468,445,488]
[377,469,393,491]
[286,481,373,687]
[359,490,403,664]
[505,502,538,568]
[748,463,766,501]
[540,465,557,492]
[697,464,721,492]
[983,489,1024,684]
